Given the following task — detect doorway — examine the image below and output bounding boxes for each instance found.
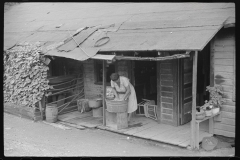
[134,61,157,104]
[197,43,210,107]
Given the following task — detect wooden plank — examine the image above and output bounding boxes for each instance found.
[66,115,95,124]
[116,116,151,133]
[183,102,192,113]
[214,46,235,52]
[221,85,234,92]
[214,65,233,73]
[220,118,235,126]
[133,124,173,139]
[161,69,172,74]
[213,128,235,137]
[221,111,235,119]
[124,121,158,135]
[224,100,235,106]
[214,38,235,46]
[58,121,86,129]
[72,116,103,128]
[160,63,171,69]
[214,52,234,59]
[162,108,173,114]
[161,74,173,80]
[161,92,173,98]
[184,97,192,103]
[58,111,92,121]
[221,105,235,113]
[162,102,173,109]
[161,97,173,103]
[161,86,173,92]
[232,40,235,102]
[161,113,173,120]
[215,71,233,79]
[214,78,233,86]
[214,59,233,66]
[161,80,173,86]
[191,51,198,149]
[59,107,78,115]
[222,92,233,99]
[184,87,192,99]
[184,73,192,84]
[214,123,235,132]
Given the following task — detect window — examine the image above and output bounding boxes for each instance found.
[95,60,116,85]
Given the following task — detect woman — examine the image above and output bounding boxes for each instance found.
[110,73,138,122]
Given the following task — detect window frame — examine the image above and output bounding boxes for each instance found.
[94,60,117,86]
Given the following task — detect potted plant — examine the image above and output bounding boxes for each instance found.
[196,107,206,120]
[201,100,213,117]
[206,85,226,115]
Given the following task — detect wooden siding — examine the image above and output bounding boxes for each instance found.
[212,28,235,137]
[83,60,130,99]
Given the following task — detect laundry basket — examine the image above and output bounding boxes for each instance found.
[105,99,128,113]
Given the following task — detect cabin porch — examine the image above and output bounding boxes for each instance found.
[57,110,212,148]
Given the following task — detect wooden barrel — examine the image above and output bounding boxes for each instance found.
[105,99,128,113]
[46,103,58,123]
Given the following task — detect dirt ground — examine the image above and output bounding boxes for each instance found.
[4,113,235,157]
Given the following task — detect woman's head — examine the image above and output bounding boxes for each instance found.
[110,73,119,82]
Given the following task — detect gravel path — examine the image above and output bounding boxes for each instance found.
[4,113,235,157]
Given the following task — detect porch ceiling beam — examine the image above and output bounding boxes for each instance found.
[115,54,190,61]
[190,51,198,149]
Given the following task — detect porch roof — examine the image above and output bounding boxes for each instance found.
[4,3,235,61]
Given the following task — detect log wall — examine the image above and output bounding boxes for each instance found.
[212,27,235,137]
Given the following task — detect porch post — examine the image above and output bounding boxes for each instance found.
[190,51,198,149]
[103,60,106,126]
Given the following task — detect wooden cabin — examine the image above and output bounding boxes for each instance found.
[4,3,235,149]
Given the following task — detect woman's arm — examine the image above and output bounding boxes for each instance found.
[123,85,131,100]
[111,87,119,99]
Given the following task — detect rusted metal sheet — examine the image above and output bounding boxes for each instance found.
[45,47,99,61]
[83,25,223,51]
[4,3,235,52]
[4,32,33,50]
[22,31,69,43]
[45,25,222,60]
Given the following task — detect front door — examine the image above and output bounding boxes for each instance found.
[158,60,179,126]
[158,58,193,126]
[178,58,193,125]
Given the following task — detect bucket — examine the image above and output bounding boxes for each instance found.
[105,99,128,113]
[46,103,58,123]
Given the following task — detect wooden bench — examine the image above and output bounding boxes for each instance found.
[195,112,221,149]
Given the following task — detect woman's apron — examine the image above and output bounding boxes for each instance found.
[114,77,138,113]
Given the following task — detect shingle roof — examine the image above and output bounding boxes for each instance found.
[4,3,235,59]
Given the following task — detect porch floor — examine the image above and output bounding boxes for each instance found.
[57,110,212,148]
